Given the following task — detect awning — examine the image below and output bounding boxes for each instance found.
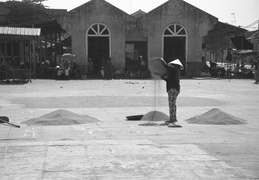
[231,36,254,50]
[234,50,255,54]
[10,19,65,35]
[207,22,247,37]
[0,26,41,36]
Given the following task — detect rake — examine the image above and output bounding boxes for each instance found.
[0,116,20,128]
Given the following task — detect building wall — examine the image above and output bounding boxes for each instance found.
[142,0,218,76]
[58,0,135,73]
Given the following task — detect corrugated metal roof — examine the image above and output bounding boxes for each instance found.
[0,27,41,36]
[207,22,247,37]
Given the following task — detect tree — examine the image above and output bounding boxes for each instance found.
[4,0,55,25]
[22,0,46,3]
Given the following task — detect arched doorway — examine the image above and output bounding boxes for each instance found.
[87,23,110,75]
[163,24,187,75]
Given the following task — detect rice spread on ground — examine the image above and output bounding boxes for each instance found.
[22,109,100,126]
[185,108,247,125]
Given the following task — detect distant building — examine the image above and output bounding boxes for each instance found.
[58,0,247,77]
[1,0,248,78]
[0,2,67,79]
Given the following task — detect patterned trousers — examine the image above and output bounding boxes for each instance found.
[168,88,179,122]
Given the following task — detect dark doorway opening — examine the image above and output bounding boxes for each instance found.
[164,37,186,76]
[88,37,109,75]
[125,41,147,72]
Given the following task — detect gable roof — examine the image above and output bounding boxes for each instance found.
[68,0,129,16]
[142,0,218,25]
[131,10,146,19]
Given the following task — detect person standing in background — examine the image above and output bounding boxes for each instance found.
[104,57,113,80]
[87,58,94,76]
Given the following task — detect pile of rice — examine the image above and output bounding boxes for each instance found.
[141,110,169,122]
[22,109,100,126]
[185,108,247,125]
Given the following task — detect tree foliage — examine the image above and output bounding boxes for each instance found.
[4,0,55,25]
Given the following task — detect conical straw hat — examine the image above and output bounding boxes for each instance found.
[168,59,184,69]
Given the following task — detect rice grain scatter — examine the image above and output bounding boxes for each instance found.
[185,108,247,125]
[22,109,100,126]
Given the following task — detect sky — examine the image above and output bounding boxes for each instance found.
[1,0,258,30]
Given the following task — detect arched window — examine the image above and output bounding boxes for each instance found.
[164,24,187,37]
[163,24,187,76]
[86,23,111,66]
[87,23,110,37]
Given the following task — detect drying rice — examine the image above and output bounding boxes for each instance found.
[22,109,100,126]
[185,108,247,125]
[141,110,169,122]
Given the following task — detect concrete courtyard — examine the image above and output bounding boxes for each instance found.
[0,78,259,179]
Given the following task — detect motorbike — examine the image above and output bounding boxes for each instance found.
[209,61,225,77]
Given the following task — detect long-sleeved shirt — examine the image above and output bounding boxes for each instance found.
[161,65,180,92]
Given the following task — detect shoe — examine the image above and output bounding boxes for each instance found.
[168,122,182,128]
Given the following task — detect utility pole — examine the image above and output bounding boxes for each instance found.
[231,13,236,26]
[130,0,132,14]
